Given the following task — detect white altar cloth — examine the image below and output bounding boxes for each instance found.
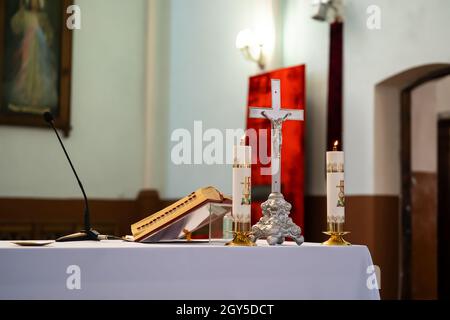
[0,240,380,300]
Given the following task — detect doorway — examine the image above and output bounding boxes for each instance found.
[401,68,450,299]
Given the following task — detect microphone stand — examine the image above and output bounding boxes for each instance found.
[44,113,100,242]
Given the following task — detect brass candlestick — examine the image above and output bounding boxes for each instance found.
[226,222,256,247]
[322,222,351,246]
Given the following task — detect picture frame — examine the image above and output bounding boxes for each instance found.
[0,0,73,136]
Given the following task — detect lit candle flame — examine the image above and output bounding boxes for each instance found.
[333,140,339,151]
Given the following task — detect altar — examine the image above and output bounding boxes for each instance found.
[0,240,380,300]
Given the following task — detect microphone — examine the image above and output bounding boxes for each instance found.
[44,112,100,242]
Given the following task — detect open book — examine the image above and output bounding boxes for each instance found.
[131,187,232,243]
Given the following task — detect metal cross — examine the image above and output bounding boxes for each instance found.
[249,79,304,193]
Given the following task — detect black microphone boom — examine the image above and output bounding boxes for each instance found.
[43,112,100,242]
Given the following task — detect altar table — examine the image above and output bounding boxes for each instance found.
[0,240,380,300]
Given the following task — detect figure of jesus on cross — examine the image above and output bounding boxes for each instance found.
[248,79,304,246]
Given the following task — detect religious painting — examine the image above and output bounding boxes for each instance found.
[0,0,73,136]
[246,65,306,229]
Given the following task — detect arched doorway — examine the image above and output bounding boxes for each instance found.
[374,63,450,299]
[400,67,450,299]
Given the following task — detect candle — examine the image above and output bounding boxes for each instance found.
[232,136,252,232]
[326,140,345,232]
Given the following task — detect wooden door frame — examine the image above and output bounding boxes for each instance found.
[400,67,450,299]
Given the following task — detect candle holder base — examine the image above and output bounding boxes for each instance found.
[250,192,304,246]
[322,231,351,246]
[226,231,256,247]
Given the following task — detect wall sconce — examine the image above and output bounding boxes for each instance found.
[236,28,266,70]
[312,0,343,22]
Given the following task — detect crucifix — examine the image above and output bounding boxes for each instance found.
[248,79,304,193]
[248,79,305,246]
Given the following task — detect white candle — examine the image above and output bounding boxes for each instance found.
[232,137,252,227]
[326,141,345,229]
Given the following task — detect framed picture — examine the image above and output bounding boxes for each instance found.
[0,0,73,136]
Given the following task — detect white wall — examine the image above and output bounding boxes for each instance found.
[143,0,171,194]
[162,0,281,198]
[5,0,449,200]
[411,76,450,173]
[0,0,283,200]
[282,0,329,196]
[436,76,450,114]
[411,81,438,173]
[0,0,147,199]
[283,0,450,195]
